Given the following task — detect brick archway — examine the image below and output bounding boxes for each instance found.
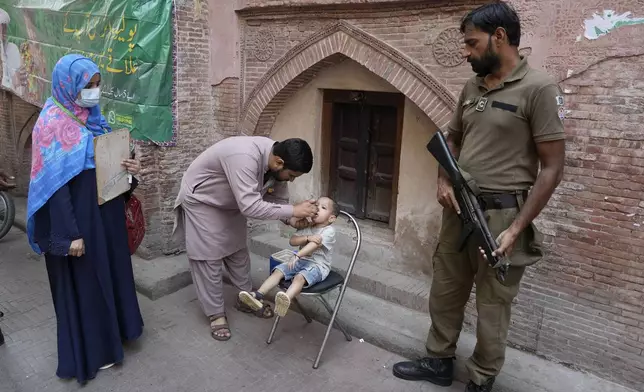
[240,21,458,135]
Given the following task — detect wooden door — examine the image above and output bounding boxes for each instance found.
[326,90,402,224]
[365,104,397,222]
[330,101,368,216]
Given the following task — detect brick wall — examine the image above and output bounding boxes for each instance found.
[213,78,240,137]
[238,3,477,106]
[0,92,15,174]
[510,55,644,387]
[0,91,40,197]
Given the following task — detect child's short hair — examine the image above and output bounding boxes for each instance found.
[330,198,340,217]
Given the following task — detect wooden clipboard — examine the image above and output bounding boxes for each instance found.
[93,128,131,205]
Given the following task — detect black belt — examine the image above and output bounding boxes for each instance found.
[478,191,528,211]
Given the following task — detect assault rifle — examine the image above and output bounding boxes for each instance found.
[426,131,509,282]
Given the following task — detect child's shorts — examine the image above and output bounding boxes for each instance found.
[273,259,330,288]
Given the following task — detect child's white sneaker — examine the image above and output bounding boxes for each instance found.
[274,292,291,317]
[238,291,263,311]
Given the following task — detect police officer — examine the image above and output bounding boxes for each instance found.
[392,2,565,391]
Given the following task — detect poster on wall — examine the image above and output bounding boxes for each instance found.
[0,0,174,144]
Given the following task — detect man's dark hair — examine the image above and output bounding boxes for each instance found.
[272,138,313,173]
[460,1,521,47]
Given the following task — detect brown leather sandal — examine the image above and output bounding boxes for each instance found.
[234,296,274,318]
[209,316,231,341]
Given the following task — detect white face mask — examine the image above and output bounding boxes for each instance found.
[75,87,101,107]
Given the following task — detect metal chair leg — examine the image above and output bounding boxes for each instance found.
[266,315,281,344]
[312,313,333,370]
[0,311,3,346]
[312,293,352,370]
[318,296,352,342]
[292,298,313,323]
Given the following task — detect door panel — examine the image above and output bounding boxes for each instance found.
[366,105,397,222]
[331,102,367,216]
[328,91,401,224]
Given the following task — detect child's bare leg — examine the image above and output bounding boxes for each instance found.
[258,269,285,295]
[275,274,307,317]
[285,274,306,299]
[239,269,285,311]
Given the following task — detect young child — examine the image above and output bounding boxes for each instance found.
[239,196,339,317]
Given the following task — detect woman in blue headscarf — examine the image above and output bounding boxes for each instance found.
[26,54,144,384]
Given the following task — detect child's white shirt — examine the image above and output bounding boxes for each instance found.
[294,225,336,273]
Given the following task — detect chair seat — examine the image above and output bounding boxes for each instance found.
[278,270,344,294]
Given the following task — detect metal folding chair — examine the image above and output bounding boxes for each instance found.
[0,311,4,346]
[266,210,362,369]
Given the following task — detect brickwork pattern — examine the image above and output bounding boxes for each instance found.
[213,78,241,137]
[238,2,483,104]
[252,53,348,136]
[0,92,15,176]
[239,21,457,135]
[514,55,644,388]
[0,92,40,197]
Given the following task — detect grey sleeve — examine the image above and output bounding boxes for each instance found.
[221,154,294,220]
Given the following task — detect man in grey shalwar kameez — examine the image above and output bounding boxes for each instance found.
[173,136,318,340]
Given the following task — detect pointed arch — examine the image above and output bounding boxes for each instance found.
[239,20,458,135]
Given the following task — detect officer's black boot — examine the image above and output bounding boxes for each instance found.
[392,357,454,386]
[465,377,495,392]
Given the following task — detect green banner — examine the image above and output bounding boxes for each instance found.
[0,0,174,144]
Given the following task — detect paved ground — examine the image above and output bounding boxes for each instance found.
[0,228,465,392]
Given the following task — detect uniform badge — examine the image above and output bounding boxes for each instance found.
[558,106,566,121]
[475,97,488,112]
[555,96,564,106]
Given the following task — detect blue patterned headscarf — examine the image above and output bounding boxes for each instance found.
[26,53,111,253]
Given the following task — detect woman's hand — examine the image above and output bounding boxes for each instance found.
[69,239,85,257]
[121,159,141,175]
[0,170,16,191]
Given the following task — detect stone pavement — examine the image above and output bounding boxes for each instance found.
[0,228,466,392]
